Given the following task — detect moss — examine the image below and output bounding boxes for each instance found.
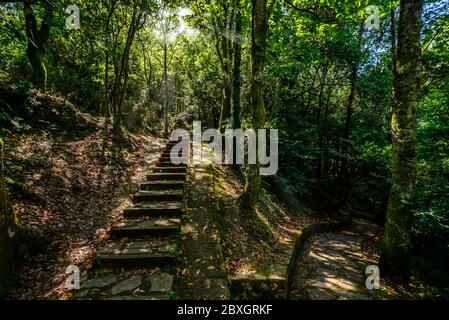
[255,266,270,277]
[94,267,114,278]
[168,290,177,300]
[5,177,28,194]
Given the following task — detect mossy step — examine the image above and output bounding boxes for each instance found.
[147,173,187,181]
[124,202,181,218]
[133,190,183,202]
[96,237,177,268]
[140,180,185,191]
[111,217,180,238]
[153,167,187,173]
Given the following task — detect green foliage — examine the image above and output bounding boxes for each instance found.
[168,290,177,300]
[0,0,448,294]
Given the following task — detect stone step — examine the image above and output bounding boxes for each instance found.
[157,161,187,168]
[96,237,177,268]
[164,145,181,150]
[167,140,192,144]
[133,190,183,203]
[153,167,187,174]
[74,272,175,300]
[162,147,185,152]
[147,173,187,181]
[163,146,191,152]
[141,180,186,191]
[111,217,180,238]
[124,202,181,218]
[158,156,189,163]
[165,143,192,148]
[95,254,176,268]
[166,140,189,145]
[160,150,188,158]
[106,295,171,300]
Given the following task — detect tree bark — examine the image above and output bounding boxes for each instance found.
[103,0,117,118]
[231,2,242,130]
[239,0,272,214]
[340,22,364,178]
[163,41,169,137]
[0,139,16,298]
[217,2,234,130]
[387,8,398,144]
[111,0,143,138]
[380,0,423,283]
[23,1,52,92]
[316,64,329,179]
[218,35,233,130]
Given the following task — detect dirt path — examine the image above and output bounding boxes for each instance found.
[291,218,381,300]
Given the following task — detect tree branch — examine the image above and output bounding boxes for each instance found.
[283,0,320,21]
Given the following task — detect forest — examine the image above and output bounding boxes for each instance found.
[0,0,448,301]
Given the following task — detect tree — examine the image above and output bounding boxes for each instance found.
[0,139,17,298]
[102,0,118,117]
[340,21,364,179]
[111,0,147,140]
[239,0,275,214]
[23,0,53,92]
[380,0,424,283]
[215,0,235,130]
[231,0,243,129]
[155,3,179,137]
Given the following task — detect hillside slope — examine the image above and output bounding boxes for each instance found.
[1,87,165,299]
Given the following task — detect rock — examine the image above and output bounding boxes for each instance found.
[260,282,269,291]
[157,245,174,253]
[111,276,142,295]
[73,289,89,299]
[337,291,370,300]
[149,273,174,292]
[107,295,170,300]
[307,288,337,300]
[81,275,117,289]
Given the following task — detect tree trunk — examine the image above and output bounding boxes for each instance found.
[340,22,364,178]
[163,42,169,137]
[0,139,16,298]
[24,1,52,92]
[316,64,329,179]
[111,1,143,138]
[103,0,116,118]
[380,0,423,283]
[231,4,242,130]
[323,91,331,178]
[387,8,398,144]
[219,34,233,130]
[240,0,270,214]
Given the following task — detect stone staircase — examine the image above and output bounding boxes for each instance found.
[73,140,188,300]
